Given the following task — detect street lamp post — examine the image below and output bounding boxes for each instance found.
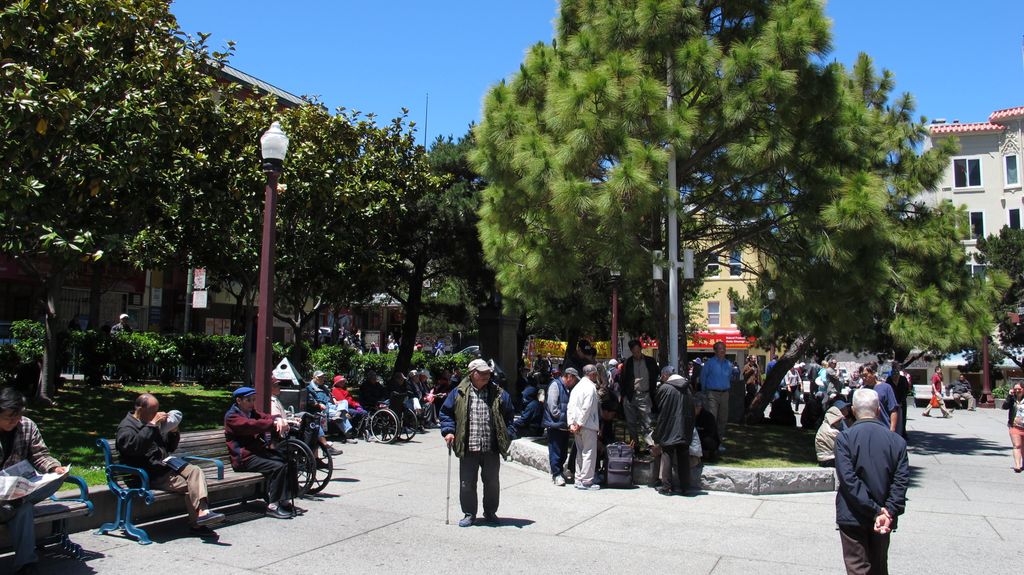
[254,121,289,413]
[610,268,621,359]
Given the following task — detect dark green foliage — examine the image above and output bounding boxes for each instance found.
[977,228,1024,367]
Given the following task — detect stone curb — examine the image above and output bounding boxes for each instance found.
[509,437,835,495]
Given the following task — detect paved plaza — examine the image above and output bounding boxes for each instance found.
[8,404,1023,574]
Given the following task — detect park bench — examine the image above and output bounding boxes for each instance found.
[912,384,958,408]
[96,428,265,545]
[0,475,93,559]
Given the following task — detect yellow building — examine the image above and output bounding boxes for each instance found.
[687,247,767,364]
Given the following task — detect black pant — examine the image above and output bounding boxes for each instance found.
[664,443,691,492]
[241,452,291,505]
[459,451,500,517]
[839,524,891,575]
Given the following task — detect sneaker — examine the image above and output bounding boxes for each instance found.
[265,505,292,520]
[195,511,225,526]
[458,514,475,527]
[553,475,566,487]
[922,412,931,417]
[327,445,344,456]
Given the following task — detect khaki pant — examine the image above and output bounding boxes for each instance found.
[707,390,730,439]
[151,463,209,524]
[574,428,599,487]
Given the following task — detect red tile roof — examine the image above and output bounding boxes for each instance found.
[928,122,1005,135]
[989,106,1024,122]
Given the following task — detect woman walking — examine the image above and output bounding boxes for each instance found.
[1003,383,1024,473]
[922,367,951,418]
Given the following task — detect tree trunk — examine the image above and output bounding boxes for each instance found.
[394,264,426,376]
[87,262,104,329]
[38,271,65,405]
[748,334,813,419]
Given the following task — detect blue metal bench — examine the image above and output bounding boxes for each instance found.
[96,429,264,544]
[0,475,93,559]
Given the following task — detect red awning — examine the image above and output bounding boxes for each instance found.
[687,329,757,349]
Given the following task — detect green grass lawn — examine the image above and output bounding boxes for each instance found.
[715,423,818,468]
[22,382,233,486]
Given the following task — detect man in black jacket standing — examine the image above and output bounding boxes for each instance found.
[116,394,224,532]
[885,363,910,439]
[621,339,659,449]
[835,388,910,575]
[652,374,695,495]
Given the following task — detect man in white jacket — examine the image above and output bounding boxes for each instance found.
[568,364,601,490]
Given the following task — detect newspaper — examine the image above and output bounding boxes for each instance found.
[0,460,70,501]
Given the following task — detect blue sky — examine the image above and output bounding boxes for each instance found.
[171,1,1024,142]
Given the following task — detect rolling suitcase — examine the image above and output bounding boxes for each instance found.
[606,442,634,488]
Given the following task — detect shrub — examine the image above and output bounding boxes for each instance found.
[309,345,357,377]
[11,319,44,364]
[992,384,1009,400]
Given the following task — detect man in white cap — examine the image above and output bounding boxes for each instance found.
[110,313,133,336]
[440,358,515,527]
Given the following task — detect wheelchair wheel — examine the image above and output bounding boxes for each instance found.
[307,443,334,494]
[280,438,315,497]
[370,409,400,444]
[398,408,417,442]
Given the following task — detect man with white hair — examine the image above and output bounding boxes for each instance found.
[568,364,601,490]
[835,388,909,575]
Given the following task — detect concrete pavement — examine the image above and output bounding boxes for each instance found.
[6,403,1022,574]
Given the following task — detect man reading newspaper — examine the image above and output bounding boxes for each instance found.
[0,388,67,575]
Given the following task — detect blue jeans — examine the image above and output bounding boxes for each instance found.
[6,477,66,570]
[547,428,569,478]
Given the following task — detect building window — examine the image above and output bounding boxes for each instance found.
[729,250,742,277]
[966,264,986,278]
[1006,155,1020,187]
[730,302,739,326]
[953,157,982,188]
[708,301,720,326]
[706,255,720,277]
[969,211,984,239]
[1009,208,1021,230]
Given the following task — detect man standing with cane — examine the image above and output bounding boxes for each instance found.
[440,359,515,527]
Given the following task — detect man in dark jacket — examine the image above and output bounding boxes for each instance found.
[621,339,659,448]
[835,388,910,575]
[116,394,224,532]
[543,368,577,486]
[652,374,695,495]
[884,363,910,439]
[224,387,294,519]
[440,358,515,527]
[512,386,543,438]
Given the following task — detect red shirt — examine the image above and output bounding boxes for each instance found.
[930,373,943,394]
[332,387,361,409]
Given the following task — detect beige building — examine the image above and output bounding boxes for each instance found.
[922,106,1024,273]
[688,247,765,363]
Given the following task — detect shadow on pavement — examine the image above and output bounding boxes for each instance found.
[907,430,1005,457]
[490,517,535,528]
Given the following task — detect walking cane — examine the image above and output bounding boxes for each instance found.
[445,443,453,525]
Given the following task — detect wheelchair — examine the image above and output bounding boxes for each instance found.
[349,399,416,444]
[279,411,333,496]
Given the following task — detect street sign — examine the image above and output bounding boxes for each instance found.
[193,268,206,290]
[192,290,208,309]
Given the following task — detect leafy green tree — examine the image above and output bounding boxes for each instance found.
[731,55,1004,410]
[472,0,840,349]
[0,0,226,402]
[977,227,1024,368]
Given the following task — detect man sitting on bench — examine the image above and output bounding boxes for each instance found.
[116,394,225,534]
[224,387,296,519]
[0,388,68,575]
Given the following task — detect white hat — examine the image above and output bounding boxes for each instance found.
[607,359,619,367]
[468,358,492,373]
[119,313,129,321]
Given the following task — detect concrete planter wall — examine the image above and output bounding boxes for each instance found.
[509,437,835,495]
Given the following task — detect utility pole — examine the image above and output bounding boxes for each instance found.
[666,57,679,371]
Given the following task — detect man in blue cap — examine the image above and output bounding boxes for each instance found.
[224,387,294,519]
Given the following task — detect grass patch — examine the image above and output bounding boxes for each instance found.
[22,382,233,485]
[715,423,818,468]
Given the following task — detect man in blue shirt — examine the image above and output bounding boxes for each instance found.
[699,342,733,445]
[862,365,899,433]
